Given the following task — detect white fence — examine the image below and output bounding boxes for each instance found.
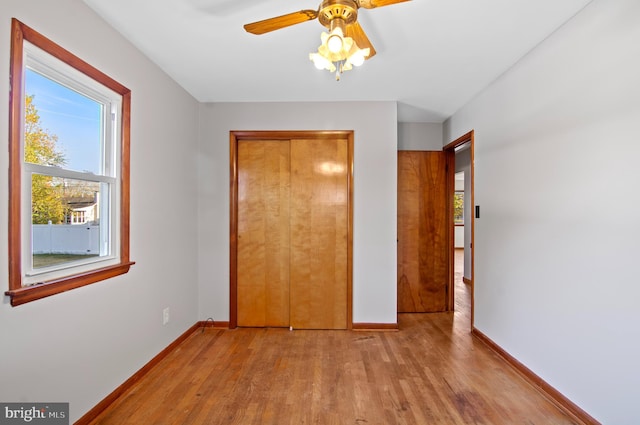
[32,223,100,255]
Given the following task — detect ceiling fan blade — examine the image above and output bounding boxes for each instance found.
[357,0,411,9]
[346,22,376,59]
[244,10,318,35]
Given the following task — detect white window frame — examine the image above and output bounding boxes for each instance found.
[22,44,123,285]
[71,210,86,225]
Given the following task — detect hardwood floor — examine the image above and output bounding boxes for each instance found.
[89,250,576,424]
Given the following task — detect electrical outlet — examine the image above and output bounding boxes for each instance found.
[163,307,170,325]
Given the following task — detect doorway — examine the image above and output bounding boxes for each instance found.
[444,130,475,326]
[229,131,354,330]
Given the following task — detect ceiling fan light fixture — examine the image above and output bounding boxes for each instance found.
[245,0,411,79]
[310,25,366,80]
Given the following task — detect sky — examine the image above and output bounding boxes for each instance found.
[25,69,102,174]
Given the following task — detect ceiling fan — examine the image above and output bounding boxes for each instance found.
[244,0,411,79]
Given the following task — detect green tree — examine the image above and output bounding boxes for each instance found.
[25,95,67,224]
[454,192,464,224]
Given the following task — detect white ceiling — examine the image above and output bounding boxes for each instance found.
[82,0,593,123]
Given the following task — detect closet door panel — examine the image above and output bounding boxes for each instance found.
[237,140,290,327]
[289,138,348,329]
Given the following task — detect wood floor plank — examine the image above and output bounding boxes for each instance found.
[88,250,578,425]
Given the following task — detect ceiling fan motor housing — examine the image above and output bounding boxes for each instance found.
[319,0,359,29]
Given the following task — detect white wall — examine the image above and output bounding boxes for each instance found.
[197,102,398,325]
[443,0,640,423]
[398,122,443,151]
[0,0,200,421]
[454,226,464,249]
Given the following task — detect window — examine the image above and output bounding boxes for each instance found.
[6,19,133,306]
[70,210,86,225]
[454,191,464,225]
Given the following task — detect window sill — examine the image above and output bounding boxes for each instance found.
[5,261,135,307]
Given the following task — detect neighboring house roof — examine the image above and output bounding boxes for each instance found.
[63,195,97,210]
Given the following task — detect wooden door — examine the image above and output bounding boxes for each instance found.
[289,138,348,329]
[397,151,450,312]
[233,132,351,329]
[237,140,290,327]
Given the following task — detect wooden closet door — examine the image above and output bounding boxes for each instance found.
[289,138,348,329]
[237,140,290,327]
[397,151,449,313]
